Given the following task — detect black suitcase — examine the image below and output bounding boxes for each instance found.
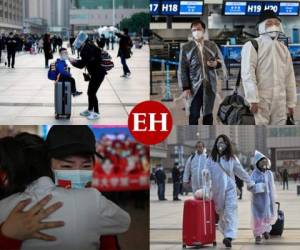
[55,81,71,119]
[270,202,284,236]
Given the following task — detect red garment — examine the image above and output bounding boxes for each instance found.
[99,235,120,250]
[0,224,22,250]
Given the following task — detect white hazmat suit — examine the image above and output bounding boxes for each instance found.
[183,151,207,193]
[241,20,297,125]
[205,156,255,239]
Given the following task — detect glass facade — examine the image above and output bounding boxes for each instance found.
[74,0,148,9]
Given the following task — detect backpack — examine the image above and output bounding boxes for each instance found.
[101,50,114,71]
[48,60,59,81]
[217,40,258,125]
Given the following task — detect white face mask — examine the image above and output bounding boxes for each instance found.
[265,25,280,38]
[54,170,93,189]
[61,55,68,61]
[192,30,204,40]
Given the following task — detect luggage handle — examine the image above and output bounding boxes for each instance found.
[276,201,280,210]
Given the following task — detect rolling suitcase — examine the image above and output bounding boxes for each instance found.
[55,81,71,119]
[270,202,284,236]
[182,199,217,248]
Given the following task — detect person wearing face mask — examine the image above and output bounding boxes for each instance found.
[205,135,255,248]
[183,141,207,193]
[69,31,107,120]
[0,127,131,250]
[55,48,82,97]
[178,20,226,125]
[241,9,297,125]
[250,151,276,244]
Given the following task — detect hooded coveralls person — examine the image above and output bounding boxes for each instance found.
[178,20,227,125]
[205,135,255,248]
[241,9,297,125]
[250,150,276,244]
[183,141,207,193]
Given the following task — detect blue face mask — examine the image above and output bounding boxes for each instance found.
[54,170,93,189]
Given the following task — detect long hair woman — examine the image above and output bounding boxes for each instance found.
[206,134,254,248]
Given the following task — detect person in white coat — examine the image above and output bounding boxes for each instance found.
[250,150,276,244]
[0,132,130,250]
[241,9,297,125]
[205,135,255,248]
[183,141,207,193]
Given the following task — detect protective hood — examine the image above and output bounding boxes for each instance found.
[73,31,88,49]
[257,9,281,25]
[258,20,284,36]
[254,150,271,169]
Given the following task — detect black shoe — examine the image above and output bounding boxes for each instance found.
[223,238,232,248]
[263,232,270,240]
[173,198,181,201]
[72,91,83,97]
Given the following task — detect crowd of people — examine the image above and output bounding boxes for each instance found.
[152,136,284,248]
[1,28,134,121]
[94,134,149,176]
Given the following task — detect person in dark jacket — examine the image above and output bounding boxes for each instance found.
[172,163,181,201]
[70,31,107,120]
[52,35,58,53]
[57,36,63,50]
[111,35,115,50]
[69,36,76,55]
[115,28,132,78]
[0,34,5,64]
[6,32,17,68]
[43,33,52,68]
[282,168,289,190]
[155,164,167,201]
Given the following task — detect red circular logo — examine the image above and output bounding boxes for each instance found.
[128,101,173,145]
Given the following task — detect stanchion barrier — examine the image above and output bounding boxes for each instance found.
[150,58,179,102]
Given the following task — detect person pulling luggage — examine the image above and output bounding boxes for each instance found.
[250,151,276,244]
[69,31,107,121]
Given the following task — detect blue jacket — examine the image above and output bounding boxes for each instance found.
[56,58,71,78]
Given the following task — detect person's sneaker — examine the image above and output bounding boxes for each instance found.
[126,72,131,77]
[223,238,232,248]
[263,232,270,240]
[80,110,90,117]
[87,112,100,120]
[72,91,83,97]
[120,74,127,78]
[255,236,262,244]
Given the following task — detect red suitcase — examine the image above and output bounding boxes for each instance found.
[182,199,217,248]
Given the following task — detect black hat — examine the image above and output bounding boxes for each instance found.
[258,9,281,25]
[46,125,103,159]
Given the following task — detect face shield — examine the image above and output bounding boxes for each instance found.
[73,31,88,50]
[258,19,284,38]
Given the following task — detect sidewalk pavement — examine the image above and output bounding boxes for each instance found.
[0,44,149,124]
[150,67,300,125]
[150,182,300,250]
